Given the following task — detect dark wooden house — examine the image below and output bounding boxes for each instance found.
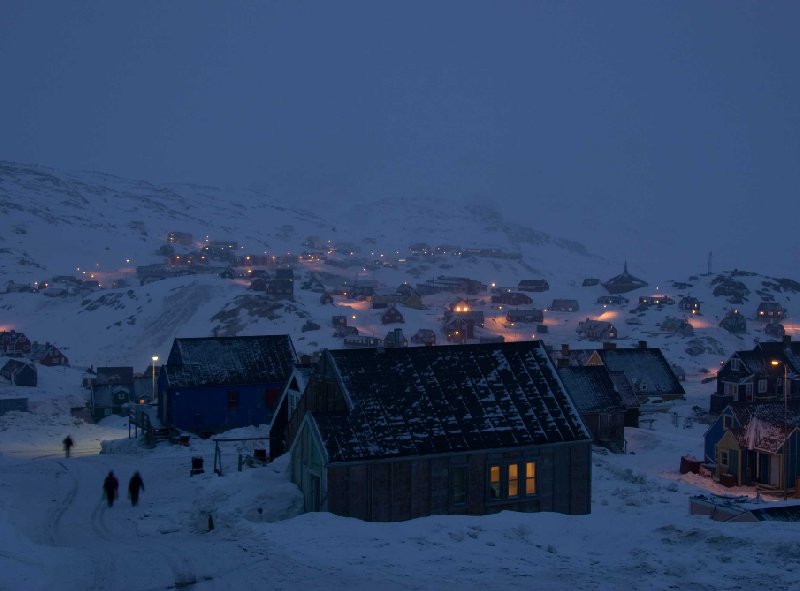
[596,295,628,306]
[89,366,136,420]
[549,299,579,312]
[720,309,747,334]
[558,366,626,452]
[660,317,694,337]
[411,328,436,346]
[518,279,550,292]
[602,262,648,294]
[757,302,786,322]
[267,278,294,300]
[679,296,701,313]
[710,337,799,413]
[319,292,334,305]
[29,342,69,367]
[157,335,297,436]
[381,305,405,325]
[0,359,37,387]
[586,346,685,402]
[506,309,544,324]
[576,319,617,341]
[383,328,408,348]
[638,294,674,306]
[284,341,591,519]
[491,292,533,306]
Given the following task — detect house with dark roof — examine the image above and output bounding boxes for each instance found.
[89,366,137,420]
[282,341,592,520]
[29,342,69,367]
[710,336,800,413]
[576,319,617,341]
[602,262,648,294]
[518,279,549,293]
[157,335,298,436]
[380,305,404,325]
[549,299,579,312]
[585,346,685,402]
[557,366,626,452]
[1,331,32,356]
[0,359,37,387]
[704,404,800,494]
[720,309,747,334]
[679,296,701,313]
[757,302,786,322]
[506,309,544,324]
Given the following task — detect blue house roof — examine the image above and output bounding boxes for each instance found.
[165,335,297,387]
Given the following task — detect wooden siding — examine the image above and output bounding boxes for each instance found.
[322,441,591,521]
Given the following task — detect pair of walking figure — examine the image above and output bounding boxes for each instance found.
[103,471,145,507]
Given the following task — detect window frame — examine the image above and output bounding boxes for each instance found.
[227,390,239,411]
[730,358,741,372]
[450,466,469,507]
[488,460,538,502]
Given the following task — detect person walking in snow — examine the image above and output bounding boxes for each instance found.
[103,470,119,507]
[62,435,74,458]
[128,471,144,507]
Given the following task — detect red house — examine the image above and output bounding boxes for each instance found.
[30,342,70,367]
[1,331,32,355]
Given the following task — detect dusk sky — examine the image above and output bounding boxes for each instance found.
[2,2,798,276]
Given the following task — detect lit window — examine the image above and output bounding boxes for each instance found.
[508,464,519,497]
[525,462,537,495]
[489,465,501,499]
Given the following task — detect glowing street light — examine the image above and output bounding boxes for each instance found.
[151,355,159,402]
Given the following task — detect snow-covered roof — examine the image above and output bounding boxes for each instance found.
[557,366,626,414]
[310,340,590,463]
[165,335,297,387]
[596,348,685,396]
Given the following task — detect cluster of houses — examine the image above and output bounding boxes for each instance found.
[0,330,69,387]
[131,333,687,521]
[704,336,800,496]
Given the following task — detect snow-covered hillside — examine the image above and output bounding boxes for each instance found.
[2,162,800,591]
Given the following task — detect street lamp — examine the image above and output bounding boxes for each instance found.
[771,359,790,500]
[151,355,159,403]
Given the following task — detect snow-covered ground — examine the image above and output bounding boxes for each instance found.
[1,380,798,591]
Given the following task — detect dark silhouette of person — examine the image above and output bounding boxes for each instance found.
[103,471,119,507]
[63,435,74,458]
[128,471,145,506]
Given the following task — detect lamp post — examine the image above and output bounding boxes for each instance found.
[771,359,790,500]
[151,355,159,403]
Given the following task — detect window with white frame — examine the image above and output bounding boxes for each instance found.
[758,379,767,394]
[730,358,741,371]
[724,382,738,400]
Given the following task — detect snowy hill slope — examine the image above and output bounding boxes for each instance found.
[1,161,799,376]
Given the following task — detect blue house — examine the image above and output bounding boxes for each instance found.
[704,404,800,494]
[158,335,298,436]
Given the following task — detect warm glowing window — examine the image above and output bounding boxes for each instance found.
[489,465,501,499]
[508,464,519,497]
[525,462,537,495]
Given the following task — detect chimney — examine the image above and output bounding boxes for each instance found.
[556,357,570,368]
[561,343,570,356]
[638,340,648,349]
